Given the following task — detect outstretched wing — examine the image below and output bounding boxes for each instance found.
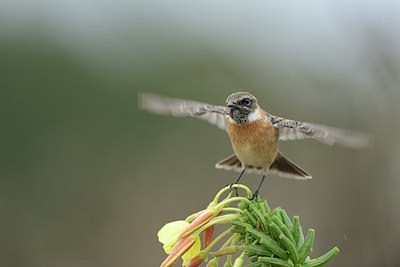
[139,93,228,130]
[268,114,373,149]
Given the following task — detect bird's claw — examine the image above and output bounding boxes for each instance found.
[225,183,239,197]
[249,190,260,201]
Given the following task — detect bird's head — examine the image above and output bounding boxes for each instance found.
[226,92,260,124]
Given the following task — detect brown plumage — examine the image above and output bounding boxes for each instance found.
[226,114,279,172]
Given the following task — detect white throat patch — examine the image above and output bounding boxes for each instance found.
[248,109,262,123]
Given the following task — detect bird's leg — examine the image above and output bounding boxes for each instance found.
[228,168,246,196]
[234,168,246,184]
[251,174,266,200]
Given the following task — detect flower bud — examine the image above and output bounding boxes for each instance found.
[206,257,219,267]
[186,253,205,267]
[203,226,215,248]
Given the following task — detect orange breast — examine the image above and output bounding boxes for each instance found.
[226,119,279,169]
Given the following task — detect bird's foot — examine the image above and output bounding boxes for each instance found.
[225,183,239,197]
[249,189,260,201]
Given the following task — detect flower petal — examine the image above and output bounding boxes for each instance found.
[158,220,189,253]
[161,236,196,267]
[182,235,201,266]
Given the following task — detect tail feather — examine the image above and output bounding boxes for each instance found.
[215,152,312,180]
[269,152,312,180]
[215,154,243,172]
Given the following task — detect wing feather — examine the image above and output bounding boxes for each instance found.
[269,115,373,149]
[139,93,228,129]
[139,93,373,149]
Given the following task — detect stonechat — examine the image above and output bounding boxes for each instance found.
[139,92,372,196]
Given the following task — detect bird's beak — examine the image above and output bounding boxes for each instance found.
[227,102,237,108]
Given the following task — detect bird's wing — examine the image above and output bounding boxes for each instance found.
[267,114,373,149]
[139,93,228,130]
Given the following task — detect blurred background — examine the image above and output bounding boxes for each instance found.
[1,0,400,266]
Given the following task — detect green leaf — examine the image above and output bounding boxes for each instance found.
[292,216,304,249]
[246,227,268,241]
[303,247,339,267]
[257,199,270,214]
[245,232,253,244]
[232,226,245,235]
[231,220,254,230]
[279,209,293,231]
[272,215,295,244]
[258,256,293,267]
[260,237,289,260]
[250,203,268,233]
[280,234,299,264]
[272,207,284,222]
[246,262,265,267]
[268,222,284,245]
[243,209,258,227]
[245,244,273,257]
[238,201,249,210]
[298,229,315,263]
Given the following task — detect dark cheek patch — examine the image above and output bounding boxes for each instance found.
[230,108,250,124]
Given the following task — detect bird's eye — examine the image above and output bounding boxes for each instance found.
[242,98,251,106]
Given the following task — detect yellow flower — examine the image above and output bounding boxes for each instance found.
[157,186,248,266]
[158,220,201,267]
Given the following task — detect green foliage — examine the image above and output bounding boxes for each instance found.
[158,184,338,267]
[231,197,339,267]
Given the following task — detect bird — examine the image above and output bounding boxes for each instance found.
[139,92,373,196]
